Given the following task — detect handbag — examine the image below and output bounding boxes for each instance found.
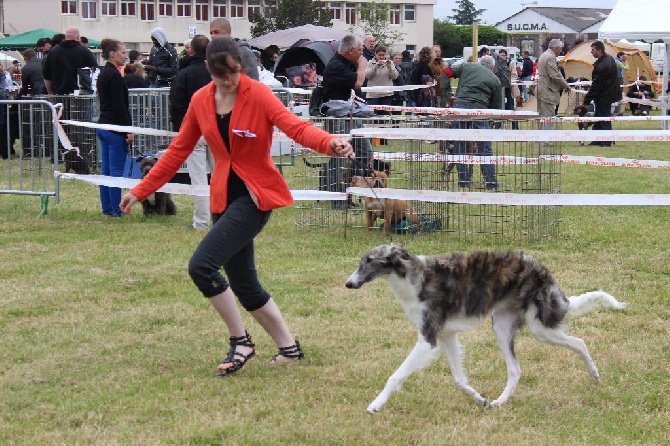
[321,99,374,118]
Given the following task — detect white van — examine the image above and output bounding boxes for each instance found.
[462,45,520,63]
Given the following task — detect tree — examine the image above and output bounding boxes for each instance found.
[433,19,508,58]
[449,0,485,26]
[348,0,405,49]
[250,0,332,38]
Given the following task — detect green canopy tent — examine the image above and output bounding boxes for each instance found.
[0,28,100,50]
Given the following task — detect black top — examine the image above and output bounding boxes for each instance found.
[20,58,46,96]
[123,73,148,89]
[169,54,211,131]
[520,57,533,78]
[217,111,248,202]
[584,54,622,105]
[322,53,361,102]
[146,44,178,87]
[42,40,97,95]
[97,62,132,135]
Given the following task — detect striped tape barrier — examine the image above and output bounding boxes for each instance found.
[347,187,670,206]
[351,127,670,142]
[371,152,670,169]
[55,172,347,201]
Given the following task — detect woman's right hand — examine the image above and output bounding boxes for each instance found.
[119,193,139,215]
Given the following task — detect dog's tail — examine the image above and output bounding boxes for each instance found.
[566,291,628,318]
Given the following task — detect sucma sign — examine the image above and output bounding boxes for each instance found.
[507,23,548,31]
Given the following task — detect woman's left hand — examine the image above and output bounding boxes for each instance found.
[330,138,354,158]
[126,133,134,144]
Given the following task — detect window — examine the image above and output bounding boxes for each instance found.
[404,4,415,22]
[247,0,260,18]
[212,0,226,17]
[195,0,209,20]
[140,0,155,20]
[158,0,172,16]
[230,0,244,18]
[61,0,77,14]
[177,0,192,17]
[81,0,98,18]
[263,0,276,17]
[329,2,342,20]
[121,0,136,15]
[389,5,400,25]
[102,0,117,15]
[405,45,415,57]
[345,2,356,25]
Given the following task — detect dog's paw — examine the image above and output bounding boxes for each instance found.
[366,400,385,414]
[488,399,504,408]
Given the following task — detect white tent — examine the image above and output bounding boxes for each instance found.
[598,0,670,117]
[247,24,349,50]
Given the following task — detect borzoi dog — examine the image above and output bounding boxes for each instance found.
[345,245,627,413]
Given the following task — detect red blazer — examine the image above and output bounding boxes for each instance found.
[131,74,335,213]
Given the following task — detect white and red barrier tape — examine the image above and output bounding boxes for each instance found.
[351,127,670,142]
[55,172,347,201]
[347,187,670,206]
[371,152,670,169]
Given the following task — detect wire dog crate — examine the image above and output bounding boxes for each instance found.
[284,115,561,241]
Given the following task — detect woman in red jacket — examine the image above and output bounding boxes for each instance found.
[119,37,353,376]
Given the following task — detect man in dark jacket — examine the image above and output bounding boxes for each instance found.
[169,34,211,230]
[320,35,371,206]
[583,41,621,147]
[42,26,97,95]
[20,49,46,96]
[143,27,178,87]
[520,51,533,101]
[442,56,502,190]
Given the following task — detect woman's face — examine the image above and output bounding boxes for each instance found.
[209,56,242,93]
[110,44,127,67]
[375,51,387,62]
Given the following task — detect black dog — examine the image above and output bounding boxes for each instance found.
[62,147,92,174]
[573,104,595,146]
[137,156,177,216]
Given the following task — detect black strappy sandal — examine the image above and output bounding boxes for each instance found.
[270,340,305,364]
[216,331,256,376]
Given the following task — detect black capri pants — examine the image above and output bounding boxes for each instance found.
[188,194,272,311]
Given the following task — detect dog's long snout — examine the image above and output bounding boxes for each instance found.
[345,271,363,289]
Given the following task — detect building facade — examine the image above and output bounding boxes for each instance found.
[495,7,611,58]
[1,0,435,54]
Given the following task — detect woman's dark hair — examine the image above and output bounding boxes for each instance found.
[206,36,245,77]
[374,45,387,54]
[101,38,123,59]
[418,46,432,63]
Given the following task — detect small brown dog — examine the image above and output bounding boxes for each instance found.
[350,171,423,235]
[137,156,177,216]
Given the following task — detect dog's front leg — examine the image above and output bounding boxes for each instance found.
[442,333,489,406]
[367,337,439,413]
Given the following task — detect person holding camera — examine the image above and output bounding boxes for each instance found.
[364,45,398,110]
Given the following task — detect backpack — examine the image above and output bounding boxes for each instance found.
[400,59,413,84]
[309,85,325,116]
[492,52,511,88]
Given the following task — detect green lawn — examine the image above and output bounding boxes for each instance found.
[1,120,669,444]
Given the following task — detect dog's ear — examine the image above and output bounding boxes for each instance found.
[136,156,145,163]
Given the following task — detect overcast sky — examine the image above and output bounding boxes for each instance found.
[434,0,619,24]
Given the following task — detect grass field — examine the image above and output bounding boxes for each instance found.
[1,120,669,444]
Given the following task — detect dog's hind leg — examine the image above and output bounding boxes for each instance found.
[489,310,523,407]
[367,338,439,413]
[442,333,489,406]
[525,312,600,383]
